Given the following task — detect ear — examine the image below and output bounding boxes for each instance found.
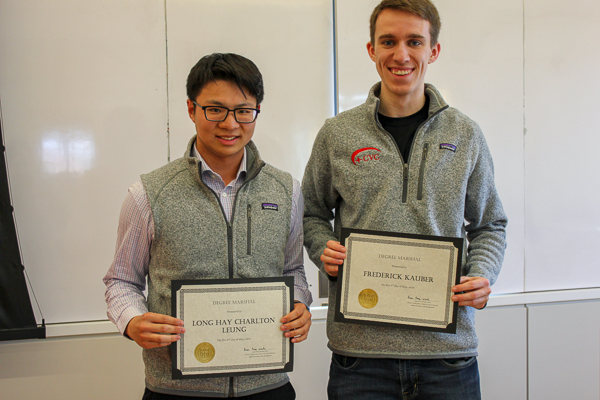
[428,42,441,64]
[367,41,376,62]
[187,99,196,122]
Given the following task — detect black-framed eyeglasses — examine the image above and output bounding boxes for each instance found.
[193,101,260,123]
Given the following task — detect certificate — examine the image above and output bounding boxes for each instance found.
[335,228,463,333]
[171,277,294,379]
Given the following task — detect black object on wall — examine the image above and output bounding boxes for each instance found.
[0,117,45,341]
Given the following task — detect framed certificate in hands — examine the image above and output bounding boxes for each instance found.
[171,277,294,379]
[335,228,463,333]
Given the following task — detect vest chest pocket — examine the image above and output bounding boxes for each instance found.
[240,202,289,268]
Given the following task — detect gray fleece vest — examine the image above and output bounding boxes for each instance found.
[140,138,293,397]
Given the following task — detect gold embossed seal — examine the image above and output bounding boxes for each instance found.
[194,342,216,363]
[358,289,378,309]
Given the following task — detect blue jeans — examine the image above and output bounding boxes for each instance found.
[328,354,481,400]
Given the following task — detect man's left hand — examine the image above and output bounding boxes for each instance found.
[280,302,312,343]
[451,276,491,309]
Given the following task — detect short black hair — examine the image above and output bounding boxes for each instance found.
[186,53,264,105]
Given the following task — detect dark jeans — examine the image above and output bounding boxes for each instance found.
[142,382,295,400]
[328,353,481,400]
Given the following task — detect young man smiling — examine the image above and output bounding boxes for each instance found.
[302,1,507,399]
[104,53,312,399]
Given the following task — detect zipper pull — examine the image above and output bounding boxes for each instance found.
[403,164,409,181]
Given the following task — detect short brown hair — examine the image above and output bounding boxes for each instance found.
[369,0,441,47]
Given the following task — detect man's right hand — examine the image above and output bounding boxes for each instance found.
[320,240,346,277]
[125,312,185,349]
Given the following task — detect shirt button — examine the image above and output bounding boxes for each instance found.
[222,192,227,197]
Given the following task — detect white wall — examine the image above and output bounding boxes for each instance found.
[0,334,146,399]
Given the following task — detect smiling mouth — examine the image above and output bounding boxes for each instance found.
[391,69,411,76]
[218,136,238,141]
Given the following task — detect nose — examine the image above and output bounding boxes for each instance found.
[393,43,410,63]
[219,110,240,129]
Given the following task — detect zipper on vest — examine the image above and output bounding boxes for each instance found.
[201,182,236,278]
[417,143,429,200]
[200,160,266,280]
[227,225,234,279]
[228,376,234,397]
[247,204,252,255]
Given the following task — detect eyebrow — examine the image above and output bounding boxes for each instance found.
[204,99,256,108]
[377,33,427,41]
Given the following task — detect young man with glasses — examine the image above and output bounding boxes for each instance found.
[302,1,507,399]
[104,53,312,399]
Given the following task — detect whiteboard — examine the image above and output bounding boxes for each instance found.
[0,0,169,324]
[0,0,334,324]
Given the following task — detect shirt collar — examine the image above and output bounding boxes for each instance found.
[192,141,247,183]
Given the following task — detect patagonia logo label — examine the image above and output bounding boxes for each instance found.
[262,203,278,211]
[440,143,457,152]
[352,147,381,165]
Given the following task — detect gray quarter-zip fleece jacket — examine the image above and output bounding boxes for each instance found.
[302,83,507,358]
